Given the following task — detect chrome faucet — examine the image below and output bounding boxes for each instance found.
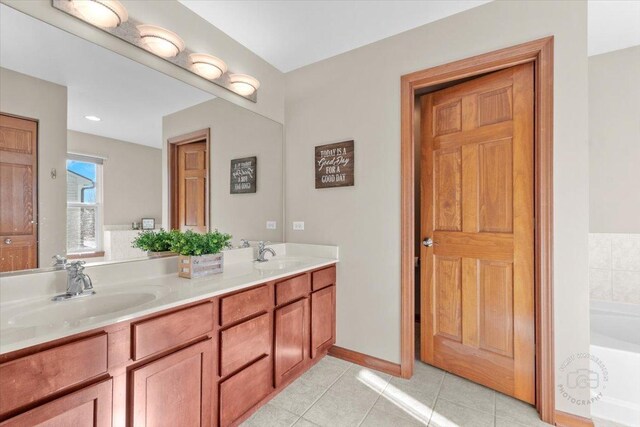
[52,261,96,301]
[51,254,67,269]
[256,241,276,263]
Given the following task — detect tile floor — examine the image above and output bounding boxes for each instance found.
[241,356,552,427]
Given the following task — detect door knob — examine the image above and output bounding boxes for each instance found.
[422,237,434,247]
[4,238,12,245]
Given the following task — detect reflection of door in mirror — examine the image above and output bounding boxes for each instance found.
[0,113,38,272]
[169,129,210,233]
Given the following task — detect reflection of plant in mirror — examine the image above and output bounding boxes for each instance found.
[170,230,232,256]
[131,229,178,252]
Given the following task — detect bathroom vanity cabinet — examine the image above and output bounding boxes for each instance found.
[0,264,337,427]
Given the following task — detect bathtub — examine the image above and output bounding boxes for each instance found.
[590,300,640,427]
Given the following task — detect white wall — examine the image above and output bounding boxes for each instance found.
[0,67,67,266]
[163,98,283,245]
[0,0,285,124]
[589,46,640,233]
[67,130,163,226]
[285,0,589,417]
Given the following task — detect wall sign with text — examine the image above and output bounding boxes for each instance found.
[230,156,257,194]
[315,140,354,189]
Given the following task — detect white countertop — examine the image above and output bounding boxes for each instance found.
[0,243,338,355]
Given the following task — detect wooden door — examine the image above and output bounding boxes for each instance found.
[0,114,37,272]
[420,63,535,403]
[174,141,208,232]
[275,298,309,386]
[0,379,112,427]
[131,339,213,427]
[310,286,336,358]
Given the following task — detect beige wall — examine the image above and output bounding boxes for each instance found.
[67,130,163,226]
[0,67,67,266]
[1,0,285,124]
[163,98,283,245]
[589,46,640,233]
[284,0,589,416]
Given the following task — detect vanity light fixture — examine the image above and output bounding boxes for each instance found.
[71,0,128,28]
[84,115,101,121]
[137,25,185,58]
[189,53,227,80]
[228,74,260,96]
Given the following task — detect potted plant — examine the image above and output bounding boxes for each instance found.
[170,230,232,278]
[131,229,179,256]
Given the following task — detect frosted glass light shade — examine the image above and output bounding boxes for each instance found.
[137,25,185,58]
[72,0,128,28]
[189,54,228,80]
[229,74,260,96]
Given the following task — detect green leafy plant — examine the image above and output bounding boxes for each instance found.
[169,230,232,257]
[132,229,179,252]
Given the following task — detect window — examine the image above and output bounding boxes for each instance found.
[66,154,103,254]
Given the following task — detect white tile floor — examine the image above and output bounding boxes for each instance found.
[242,356,552,427]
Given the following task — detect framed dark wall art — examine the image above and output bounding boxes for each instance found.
[315,140,354,189]
[230,156,257,194]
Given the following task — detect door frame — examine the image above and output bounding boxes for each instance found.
[400,37,555,423]
[167,128,210,231]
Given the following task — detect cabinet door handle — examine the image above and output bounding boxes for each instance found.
[4,238,12,245]
[422,237,433,247]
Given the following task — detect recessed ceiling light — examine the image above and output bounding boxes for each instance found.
[85,115,101,121]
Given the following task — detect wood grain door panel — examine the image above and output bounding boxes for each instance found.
[421,63,535,403]
[0,379,112,427]
[310,286,336,358]
[274,298,309,386]
[131,339,213,427]
[219,356,272,427]
[220,313,271,378]
[0,114,37,272]
[168,130,210,233]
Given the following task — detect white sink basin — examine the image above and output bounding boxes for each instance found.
[6,287,165,329]
[254,258,306,272]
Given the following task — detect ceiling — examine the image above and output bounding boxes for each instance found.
[0,4,213,148]
[180,0,640,72]
[178,0,492,72]
[588,0,640,56]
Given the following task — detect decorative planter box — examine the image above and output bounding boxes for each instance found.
[178,253,224,279]
[147,251,177,257]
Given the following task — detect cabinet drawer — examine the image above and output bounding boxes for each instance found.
[220,285,270,326]
[220,313,270,377]
[275,274,310,305]
[312,266,336,291]
[219,356,272,427]
[0,334,108,415]
[132,302,214,360]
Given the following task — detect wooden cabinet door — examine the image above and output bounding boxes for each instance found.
[0,114,38,273]
[420,63,535,403]
[274,298,309,386]
[0,379,112,427]
[131,339,214,427]
[310,286,336,358]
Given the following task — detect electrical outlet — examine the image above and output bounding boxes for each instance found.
[266,221,277,230]
[293,221,305,231]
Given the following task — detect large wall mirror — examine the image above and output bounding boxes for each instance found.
[0,4,284,275]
